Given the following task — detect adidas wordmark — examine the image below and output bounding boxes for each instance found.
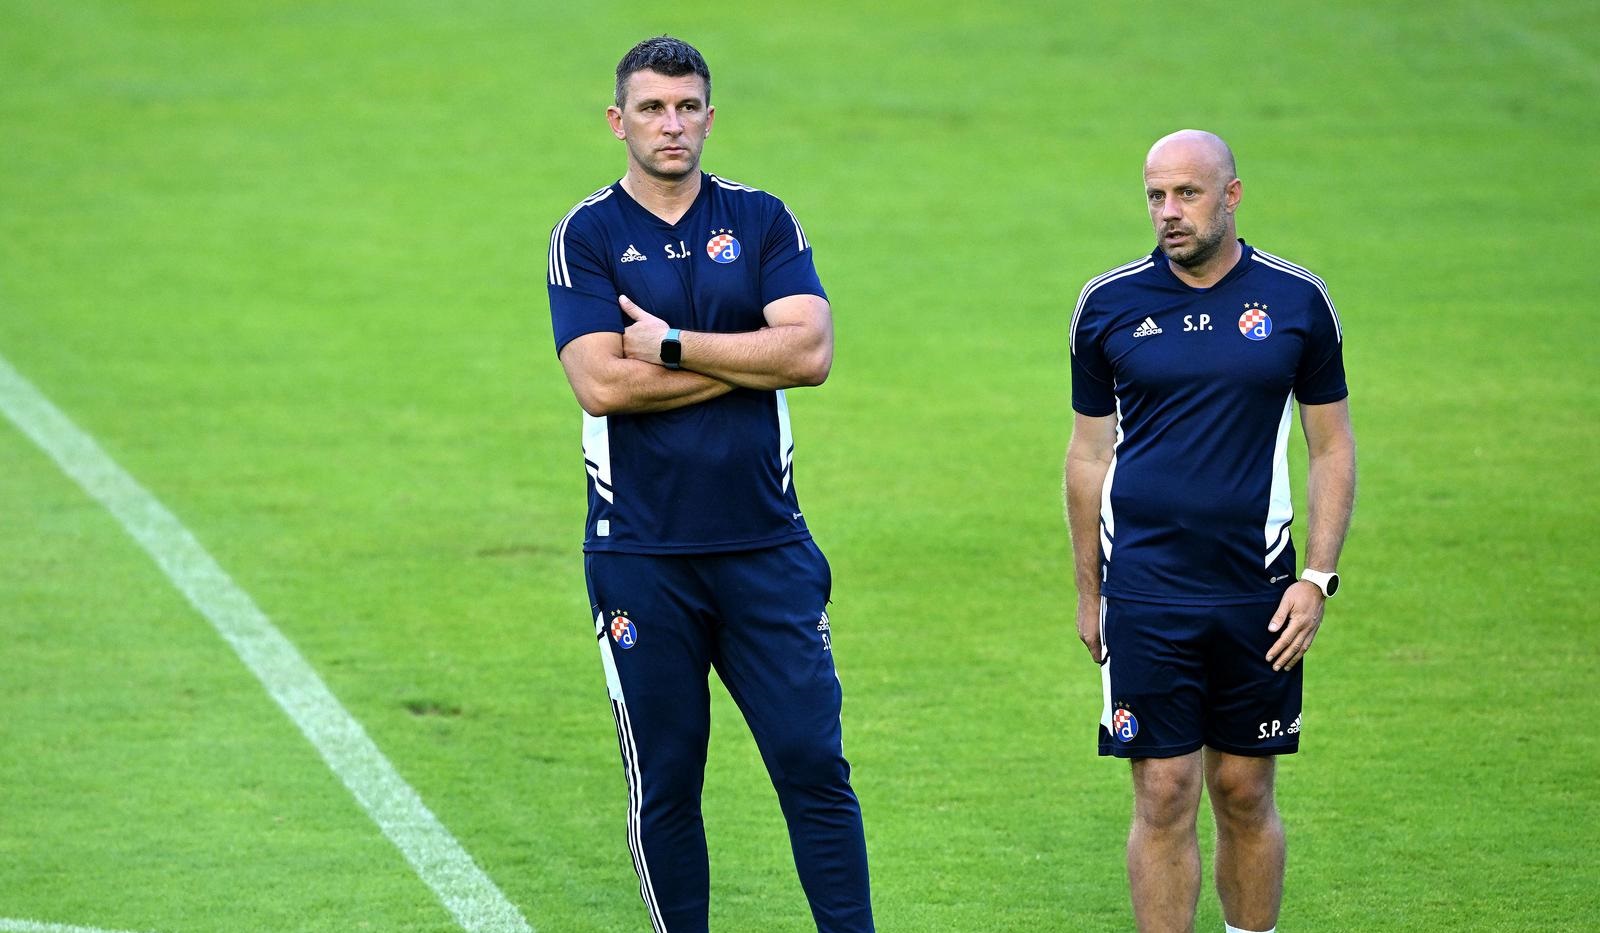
[1132,316,1163,337]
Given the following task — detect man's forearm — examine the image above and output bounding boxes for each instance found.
[618,293,831,391]
[1065,454,1111,600]
[570,356,734,416]
[678,323,830,390]
[1303,443,1356,570]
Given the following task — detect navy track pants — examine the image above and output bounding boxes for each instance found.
[585,539,874,933]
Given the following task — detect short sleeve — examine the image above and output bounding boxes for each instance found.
[548,216,623,355]
[759,198,827,306]
[1294,290,1348,405]
[1070,295,1117,417]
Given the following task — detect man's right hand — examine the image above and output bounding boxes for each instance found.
[1077,594,1105,664]
[619,294,670,366]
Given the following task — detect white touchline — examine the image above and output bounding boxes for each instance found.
[0,354,534,933]
[0,919,156,933]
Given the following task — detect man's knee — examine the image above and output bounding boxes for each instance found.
[764,733,849,791]
[1207,755,1278,827]
[631,721,712,809]
[637,756,707,814]
[1131,756,1203,831]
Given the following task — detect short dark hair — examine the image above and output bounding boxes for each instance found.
[614,36,711,107]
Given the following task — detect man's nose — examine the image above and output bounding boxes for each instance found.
[662,108,684,133]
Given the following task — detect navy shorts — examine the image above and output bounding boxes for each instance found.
[1098,596,1302,758]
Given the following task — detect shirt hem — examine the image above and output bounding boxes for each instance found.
[583,528,812,556]
[1100,587,1288,607]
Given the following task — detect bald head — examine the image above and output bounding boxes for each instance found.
[1143,129,1244,281]
[1146,129,1237,188]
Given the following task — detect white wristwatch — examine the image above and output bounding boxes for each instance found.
[1300,568,1340,598]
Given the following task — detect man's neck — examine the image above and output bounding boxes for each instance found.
[1166,237,1243,289]
[620,167,702,225]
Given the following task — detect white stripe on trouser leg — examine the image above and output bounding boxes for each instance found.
[596,612,625,702]
[597,622,666,932]
[613,701,665,933]
[617,702,664,932]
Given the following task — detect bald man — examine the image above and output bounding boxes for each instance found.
[1065,130,1356,933]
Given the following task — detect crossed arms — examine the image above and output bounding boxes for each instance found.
[557,293,832,417]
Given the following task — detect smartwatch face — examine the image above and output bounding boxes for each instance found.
[1325,574,1340,596]
[661,337,681,367]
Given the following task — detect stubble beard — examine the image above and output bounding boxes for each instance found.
[648,161,696,182]
[1160,207,1231,270]
[631,139,700,183]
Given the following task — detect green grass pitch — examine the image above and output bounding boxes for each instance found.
[2,1,1597,930]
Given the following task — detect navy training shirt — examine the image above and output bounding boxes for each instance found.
[1070,242,1348,605]
[547,173,826,554]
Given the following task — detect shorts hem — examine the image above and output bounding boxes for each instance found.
[1098,740,1203,760]
[1204,739,1300,757]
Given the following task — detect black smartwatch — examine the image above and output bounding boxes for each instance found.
[1300,568,1340,598]
[660,328,683,370]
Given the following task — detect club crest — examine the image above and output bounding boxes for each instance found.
[608,611,637,650]
[1111,707,1139,742]
[706,229,741,264]
[1238,302,1272,341]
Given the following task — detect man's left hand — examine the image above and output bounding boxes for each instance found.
[1265,581,1325,672]
[619,294,671,366]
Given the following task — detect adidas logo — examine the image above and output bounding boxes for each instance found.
[619,245,647,263]
[1287,714,1301,735]
[1132,317,1162,337]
